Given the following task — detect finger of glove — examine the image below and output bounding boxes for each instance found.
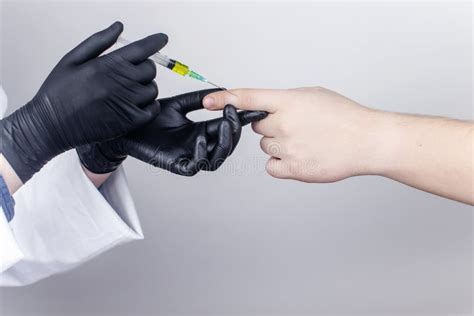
[111,75,159,108]
[138,81,159,107]
[111,98,160,132]
[176,136,207,176]
[110,33,168,64]
[205,118,223,137]
[205,109,262,136]
[64,21,123,65]
[223,104,242,155]
[238,110,268,126]
[133,59,157,84]
[102,56,156,85]
[207,120,233,171]
[159,88,222,114]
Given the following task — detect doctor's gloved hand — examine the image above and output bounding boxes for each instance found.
[1,22,167,183]
[77,89,267,176]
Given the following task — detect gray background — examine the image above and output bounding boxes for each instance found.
[0,1,472,315]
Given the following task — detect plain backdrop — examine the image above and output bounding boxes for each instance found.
[0,1,472,315]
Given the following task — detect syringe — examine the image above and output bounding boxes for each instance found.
[117,36,229,92]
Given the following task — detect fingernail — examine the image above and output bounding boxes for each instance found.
[203,97,215,109]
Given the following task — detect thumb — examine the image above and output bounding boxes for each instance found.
[63,21,123,65]
[202,88,284,113]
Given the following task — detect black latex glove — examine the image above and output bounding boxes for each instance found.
[77,89,267,176]
[0,22,167,182]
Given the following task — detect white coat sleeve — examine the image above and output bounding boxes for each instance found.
[0,86,143,287]
[0,152,144,286]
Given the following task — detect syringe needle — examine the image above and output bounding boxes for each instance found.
[206,81,237,97]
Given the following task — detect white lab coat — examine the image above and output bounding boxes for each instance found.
[0,86,143,286]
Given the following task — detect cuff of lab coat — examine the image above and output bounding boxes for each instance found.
[99,163,144,239]
[1,150,142,286]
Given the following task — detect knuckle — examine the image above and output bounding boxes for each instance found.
[277,121,292,135]
[148,60,157,76]
[252,121,262,134]
[265,159,277,176]
[150,81,159,98]
[240,92,254,107]
[141,59,156,80]
[259,137,266,151]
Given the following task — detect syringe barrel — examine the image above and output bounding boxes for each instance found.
[117,36,170,67]
[149,54,172,68]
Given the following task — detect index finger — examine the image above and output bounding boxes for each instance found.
[110,33,168,64]
[202,88,286,113]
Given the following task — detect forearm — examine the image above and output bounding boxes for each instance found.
[374,111,473,204]
[0,155,23,194]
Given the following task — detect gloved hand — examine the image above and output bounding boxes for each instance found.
[77,89,268,176]
[0,22,167,182]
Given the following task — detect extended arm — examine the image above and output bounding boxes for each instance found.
[374,112,473,204]
[203,87,473,205]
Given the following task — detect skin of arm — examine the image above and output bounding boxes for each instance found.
[0,154,23,195]
[0,154,111,194]
[203,87,474,205]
